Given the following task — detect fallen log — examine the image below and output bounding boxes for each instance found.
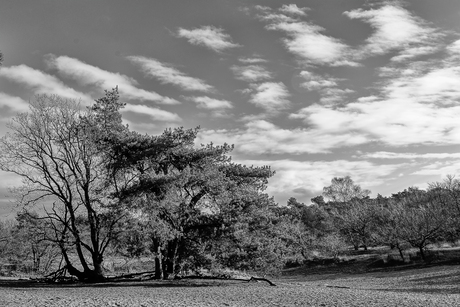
[176,275,277,286]
[247,276,277,286]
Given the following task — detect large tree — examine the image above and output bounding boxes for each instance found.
[107,126,275,278]
[0,91,126,281]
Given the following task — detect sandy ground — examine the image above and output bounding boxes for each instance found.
[1,265,460,306]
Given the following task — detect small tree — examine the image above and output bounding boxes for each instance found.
[322,176,371,203]
[335,198,378,251]
[393,191,447,261]
[10,211,60,273]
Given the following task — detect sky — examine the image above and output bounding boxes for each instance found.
[1,0,460,219]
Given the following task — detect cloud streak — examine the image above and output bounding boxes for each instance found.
[0,92,30,113]
[177,26,241,52]
[249,82,290,112]
[0,65,91,102]
[127,56,214,92]
[356,152,460,160]
[47,55,179,104]
[187,96,233,110]
[344,5,442,61]
[198,120,367,155]
[122,104,181,122]
[231,65,273,82]
[256,6,355,66]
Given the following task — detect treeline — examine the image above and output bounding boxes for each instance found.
[1,90,459,281]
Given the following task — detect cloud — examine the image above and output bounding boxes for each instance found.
[291,98,460,147]
[299,71,338,90]
[290,48,460,147]
[0,92,29,113]
[411,161,460,176]
[231,65,273,82]
[256,7,355,66]
[344,5,441,60]
[270,22,352,65]
[127,56,214,92]
[356,152,460,160]
[234,158,402,203]
[187,96,233,110]
[177,26,241,52]
[447,39,460,55]
[122,104,181,122]
[248,82,291,112]
[47,55,179,104]
[279,4,310,16]
[0,65,91,102]
[198,120,368,155]
[297,71,353,104]
[238,57,267,64]
[319,88,355,104]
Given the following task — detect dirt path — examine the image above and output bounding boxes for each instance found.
[1,265,460,306]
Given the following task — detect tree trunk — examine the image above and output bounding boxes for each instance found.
[397,244,405,262]
[90,253,105,281]
[419,246,426,261]
[154,241,164,279]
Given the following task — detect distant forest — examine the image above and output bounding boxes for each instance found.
[0,89,459,282]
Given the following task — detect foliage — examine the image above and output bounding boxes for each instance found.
[4,87,460,280]
[322,176,371,203]
[106,123,276,277]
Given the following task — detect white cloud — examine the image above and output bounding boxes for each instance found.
[447,39,460,54]
[0,65,91,102]
[344,5,441,60]
[231,65,273,82]
[238,57,267,64]
[385,66,460,104]
[47,55,179,104]
[299,71,338,90]
[412,161,460,176]
[255,6,355,66]
[0,92,29,113]
[290,53,460,147]
[122,104,181,122]
[391,46,440,62]
[187,96,232,110]
[127,56,214,92]
[198,120,368,155]
[292,98,460,147]
[266,20,353,66]
[177,26,241,52]
[279,4,309,16]
[320,88,354,104]
[0,170,23,188]
[249,82,291,112]
[356,152,460,160]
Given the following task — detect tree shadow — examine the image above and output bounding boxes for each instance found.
[0,278,239,289]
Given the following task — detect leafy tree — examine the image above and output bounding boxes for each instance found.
[0,91,127,281]
[107,126,275,278]
[322,176,371,203]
